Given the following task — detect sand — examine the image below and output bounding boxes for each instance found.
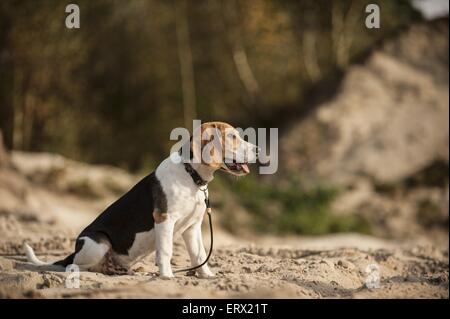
[0,226,448,298]
[0,151,447,299]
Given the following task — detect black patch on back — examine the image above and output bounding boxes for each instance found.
[77,173,167,255]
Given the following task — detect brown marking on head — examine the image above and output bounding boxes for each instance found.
[191,122,241,168]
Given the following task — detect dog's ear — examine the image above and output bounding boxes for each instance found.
[188,123,224,167]
[180,122,208,162]
[200,125,223,168]
[190,126,203,164]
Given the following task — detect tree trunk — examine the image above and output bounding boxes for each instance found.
[0,6,15,150]
[0,131,7,167]
[175,0,197,129]
[332,1,361,69]
[222,1,260,100]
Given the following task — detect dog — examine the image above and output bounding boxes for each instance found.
[24,122,258,278]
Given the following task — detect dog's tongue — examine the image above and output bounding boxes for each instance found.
[241,163,250,173]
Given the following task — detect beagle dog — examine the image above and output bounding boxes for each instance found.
[24,122,258,279]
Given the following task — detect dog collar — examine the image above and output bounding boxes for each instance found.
[183,162,208,187]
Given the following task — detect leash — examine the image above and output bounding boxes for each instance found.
[173,187,214,274]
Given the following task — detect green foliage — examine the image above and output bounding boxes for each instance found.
[225,174,371,235]
[416,199,447,229]
[374,160,449,197]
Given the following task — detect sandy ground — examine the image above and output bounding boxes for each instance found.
[0,151,448,299]
[0,222,448,298]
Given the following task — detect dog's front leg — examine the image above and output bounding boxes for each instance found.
[155,217,175,279]
[182,222,215,278]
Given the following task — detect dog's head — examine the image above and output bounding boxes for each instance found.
[189,122,258,176]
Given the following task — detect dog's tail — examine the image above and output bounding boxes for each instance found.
[23,243,52,266]
[24,243,76,268]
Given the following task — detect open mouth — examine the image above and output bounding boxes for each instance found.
[221,159,250,175]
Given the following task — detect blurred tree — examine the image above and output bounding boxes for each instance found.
[0,0,420,170]
[175,0,197,129]
[0,2,15,149]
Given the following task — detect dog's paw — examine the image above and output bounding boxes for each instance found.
[159,272,175,280]
[197,271,215,279]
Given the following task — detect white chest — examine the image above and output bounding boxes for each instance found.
[119,158,209,265]
[156,157,208,220]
